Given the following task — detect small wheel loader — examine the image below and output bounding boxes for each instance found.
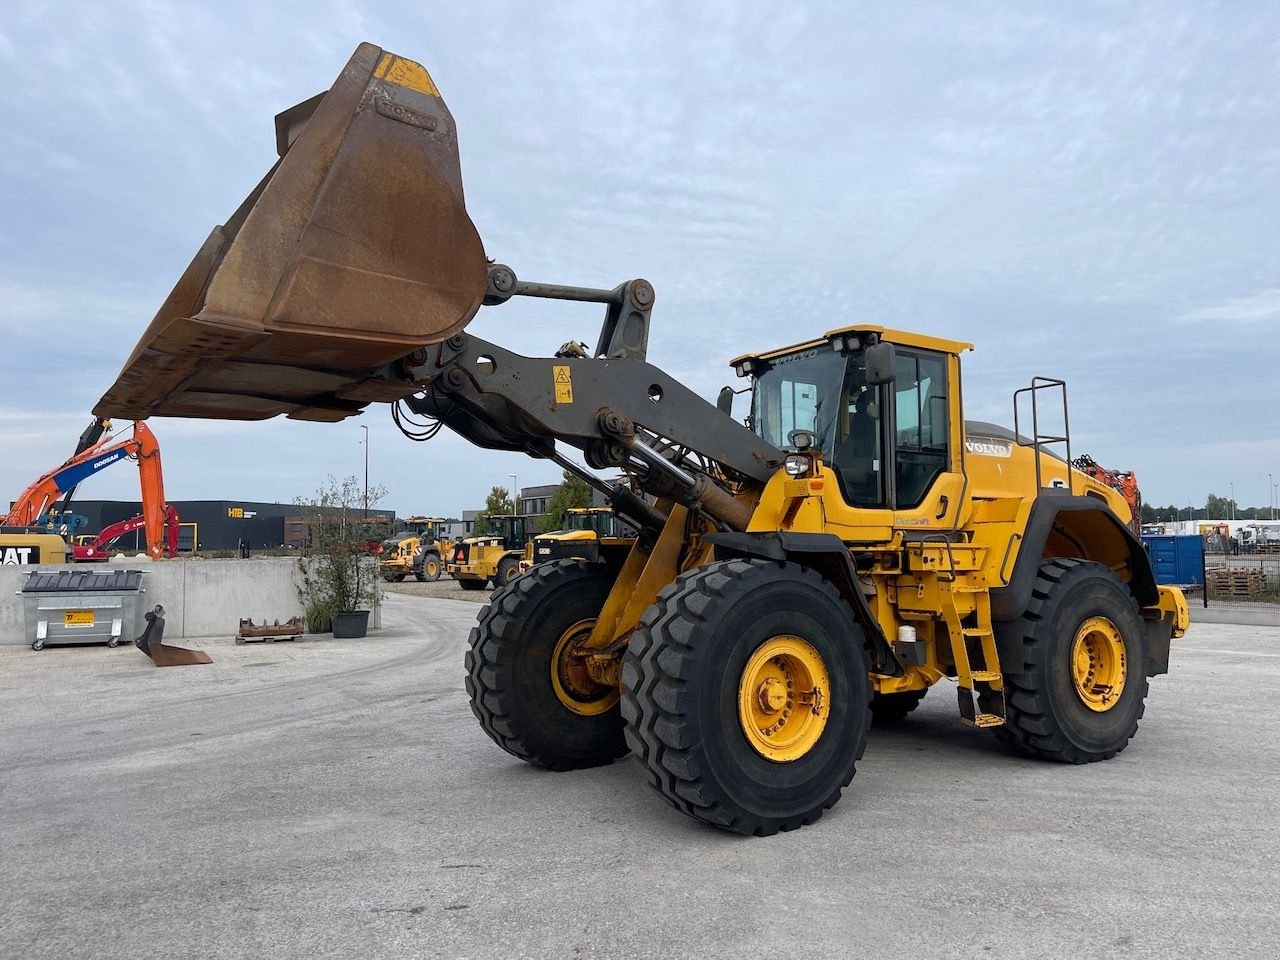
[379,517,451,582]
[95,44,1189,834]
[447,514,529,590]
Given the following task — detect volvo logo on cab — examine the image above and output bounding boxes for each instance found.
[965,437,1013,458]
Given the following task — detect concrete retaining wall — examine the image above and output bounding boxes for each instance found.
[1,557,382,644]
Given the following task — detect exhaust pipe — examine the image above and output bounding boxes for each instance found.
[96,43,489,424]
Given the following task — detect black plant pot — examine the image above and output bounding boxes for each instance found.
[332,610,370,639]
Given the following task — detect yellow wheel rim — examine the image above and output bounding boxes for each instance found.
[738,636,831,762]
[550,619,617,717]
[426,558,439,578]
[1071,616,1127,712]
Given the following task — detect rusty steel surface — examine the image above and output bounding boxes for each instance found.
[95,43,488,423]
[135,606,214,667]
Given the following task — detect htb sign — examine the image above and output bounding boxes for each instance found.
[227,507,258,519]
[2,545,40,565]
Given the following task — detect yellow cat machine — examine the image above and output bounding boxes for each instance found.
[447,514,529,590]
[521,507,636,573]
[0,530,69,567]
[94,44,1188,834]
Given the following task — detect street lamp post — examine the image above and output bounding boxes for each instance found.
[509,473,519,515]
[1230,482,1235,520]
[361,425,369,519]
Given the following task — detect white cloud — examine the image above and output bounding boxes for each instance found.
[1173,289,1280,326]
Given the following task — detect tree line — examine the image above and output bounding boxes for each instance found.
[1142,493,1277,523]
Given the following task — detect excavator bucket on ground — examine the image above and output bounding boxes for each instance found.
[135,605,213,667]
[95,43,488,424]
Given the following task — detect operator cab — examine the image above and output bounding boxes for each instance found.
[565,508,624,538]
[477,514,529,551]
[733,326,970,511]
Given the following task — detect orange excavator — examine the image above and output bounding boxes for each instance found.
[5,419,172,560]
[1072,454,1142,536]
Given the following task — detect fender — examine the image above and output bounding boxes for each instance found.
[989,495,1159,622]
[703,531,903,677]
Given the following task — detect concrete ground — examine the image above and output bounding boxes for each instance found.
[1,595,1277,960]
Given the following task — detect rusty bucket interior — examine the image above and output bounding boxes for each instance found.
[95,43,489,424]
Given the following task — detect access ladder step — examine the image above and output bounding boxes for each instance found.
[969,670,1002,683]
[960,713,1005,729]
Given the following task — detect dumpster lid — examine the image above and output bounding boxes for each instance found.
[22,569,146,593]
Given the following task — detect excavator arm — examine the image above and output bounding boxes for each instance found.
[6,421,171,560]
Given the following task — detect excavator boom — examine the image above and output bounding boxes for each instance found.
[5,421,172,561]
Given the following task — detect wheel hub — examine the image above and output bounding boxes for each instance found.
[550,619,618,717]
[1070,615,1127,712]
[756,677,787,713]
[738,636,831,762]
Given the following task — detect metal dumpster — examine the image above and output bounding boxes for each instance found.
[21,569,147,651]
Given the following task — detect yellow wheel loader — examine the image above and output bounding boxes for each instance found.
[95,44,1189,836]
[379,517,451,582]
[378,534,419,581]
[521,507,636,573]
[448,515,529,590]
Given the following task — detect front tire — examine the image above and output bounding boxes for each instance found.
[621,559,872,836]
[997,559,1149,763]
[495,554,520,587]
[465,559,627,770]
[419,554,441,582]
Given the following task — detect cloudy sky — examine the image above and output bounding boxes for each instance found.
[2,1,1278,518]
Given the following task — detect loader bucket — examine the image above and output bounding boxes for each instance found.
[135,605,213,667]
[95,43,488,424]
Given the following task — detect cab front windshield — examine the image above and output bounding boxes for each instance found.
[749,343,950,509]
[569,511,616,536]
[750,348,851,461]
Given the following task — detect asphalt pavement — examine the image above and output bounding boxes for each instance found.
[1,593,1277,960]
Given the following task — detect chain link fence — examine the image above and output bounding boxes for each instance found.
[1201,553,1280,619]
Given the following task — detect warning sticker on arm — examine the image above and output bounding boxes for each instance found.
[553,365,573,404]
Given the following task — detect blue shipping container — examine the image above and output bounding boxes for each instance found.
[1141,534,1204,587]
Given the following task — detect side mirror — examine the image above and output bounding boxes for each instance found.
[865,341,897,385]
[716,386,734,415]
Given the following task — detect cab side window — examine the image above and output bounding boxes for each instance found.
[894,351,948,508]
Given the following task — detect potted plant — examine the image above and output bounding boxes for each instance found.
[296,475,385,638]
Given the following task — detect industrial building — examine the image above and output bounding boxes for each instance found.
[55,500,396,552]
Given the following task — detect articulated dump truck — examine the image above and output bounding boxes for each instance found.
[98,44,1188,835]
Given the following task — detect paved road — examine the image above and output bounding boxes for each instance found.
[1,596,1277,960]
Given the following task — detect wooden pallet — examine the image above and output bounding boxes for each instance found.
[1207,568,1268,597]
[235,617,306,644]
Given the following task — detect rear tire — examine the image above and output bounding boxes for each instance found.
[621,559,871,836]
[466,559,627,770]
[997,559,1149,763]
[869,689,926,725]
